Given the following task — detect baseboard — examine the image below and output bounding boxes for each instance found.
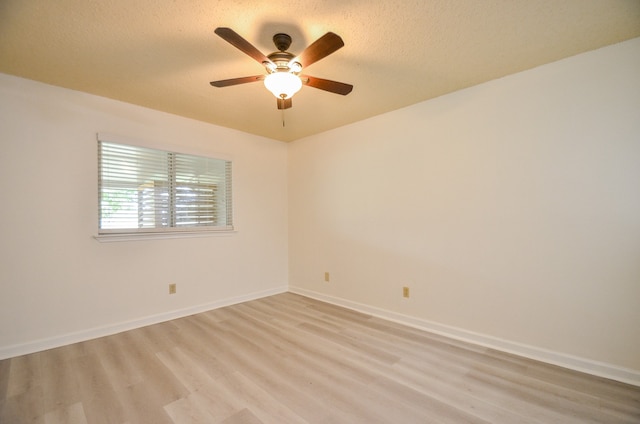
[0,286,288,360]
[289,286,640,387]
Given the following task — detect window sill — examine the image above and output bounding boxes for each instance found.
[94,229,236,243]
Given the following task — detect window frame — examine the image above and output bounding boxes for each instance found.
[95,134,234,242]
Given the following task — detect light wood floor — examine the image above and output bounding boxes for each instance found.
[1,293,638,423]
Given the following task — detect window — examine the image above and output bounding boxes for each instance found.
[98,136,232,236]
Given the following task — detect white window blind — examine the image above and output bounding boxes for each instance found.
[98,138,232,234]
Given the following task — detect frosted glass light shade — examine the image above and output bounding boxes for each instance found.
[264,72,302,99]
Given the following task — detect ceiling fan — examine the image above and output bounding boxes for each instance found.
[210,27,353,110]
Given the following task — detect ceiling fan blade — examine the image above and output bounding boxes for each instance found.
[301,75,353,95]
[295,32,344,67]
[277,98,293,109]
[215,27,273,66]
[210,75,265,87]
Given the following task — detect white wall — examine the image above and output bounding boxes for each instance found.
[0,74,288,357]
[289,38,640,377]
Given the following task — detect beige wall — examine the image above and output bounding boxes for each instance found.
[0,74,289,357]
[289,38,640,374]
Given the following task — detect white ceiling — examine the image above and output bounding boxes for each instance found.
[1,1,639,142]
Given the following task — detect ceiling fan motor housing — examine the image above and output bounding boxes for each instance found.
[267,52,299,72]
[266,34,301,74]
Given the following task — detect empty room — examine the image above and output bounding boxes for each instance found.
[1,1,639,423]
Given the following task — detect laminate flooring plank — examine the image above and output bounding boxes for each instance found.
[229,307,416,421]
[42,402,87,424]
[215,371,309,424]
[296,321,401,365]
[220,308,475,424]
[117,379,177,424]
[171,312,332,422]
[222,307,381,386]
[0,361,8,422]
[484,347,640,408]
[40,348,81,414]
[200,306,247,324]
[86,334,144,390]
[231,296,640,423]
[376,328,637,422]
[233,302,280,325]
[300,297,640,423]
[276,298,371,330]
[358,373,490,424]
[306,300,374,323]
[235,300,307,328]
[332,309,489,355]
[205,324,346,423]
[172,315,227,353]
[81,330,187,424]
[240,298,344,333]
[339,313,489,358]
[156,347,239,419]
[5,353,42,399]
[520,357,640,406]
[1,353,44,423]
[396,355,603,424]
[466,366,638,424]
[317,325,541,423]
[163,392,225,424]
[365,377,495,424]
[136,320,182,354]
[74,352,126,424]
[156,357,239,423]
[470,359,640,422]
[282,304,556,422]
[217,319,389,422]
[0,386,46,424]
[337,324,508,375]
[0,357,10,400]
[156,347,214,392]
[402,354,558,424]
[116,331,190,404]
[158,346,298,424]
[218,408,263,424]
[166,320,230,381]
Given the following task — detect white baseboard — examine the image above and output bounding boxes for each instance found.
[0,286,288,361]
[289,286,640,387]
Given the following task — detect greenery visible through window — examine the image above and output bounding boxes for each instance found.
[98,138,232,234]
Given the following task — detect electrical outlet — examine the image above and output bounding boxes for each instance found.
[402,286,410,298]
[324,272,330,282]
[169,283,176,294]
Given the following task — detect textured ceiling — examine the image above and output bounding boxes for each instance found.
[1,1,639,142]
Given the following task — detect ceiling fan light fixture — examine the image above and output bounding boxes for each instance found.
[211,28,352,109]
[264,71,302,99]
